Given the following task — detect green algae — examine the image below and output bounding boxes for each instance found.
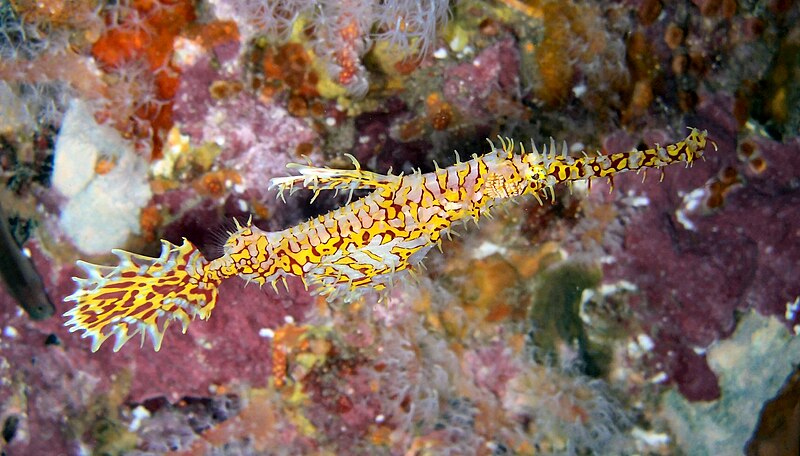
[528,262,605,376]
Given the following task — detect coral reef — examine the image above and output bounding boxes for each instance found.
[1,0,799,454]
[603,93,800,401]
[211,0,449,97]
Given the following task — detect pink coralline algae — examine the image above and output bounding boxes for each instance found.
[198,94,318,199]
[166,66,321,231]
[603,94,800,401]
[464,344,520,398]
[1,239,314,401]
[171,54,320,203]
[0,235,315,453]
[443,38,522,122]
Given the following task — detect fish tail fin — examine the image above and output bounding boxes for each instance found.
[64,239,221,352]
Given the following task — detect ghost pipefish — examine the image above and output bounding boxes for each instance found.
[63,128,713,351]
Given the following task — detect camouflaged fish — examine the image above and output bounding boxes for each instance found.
[64,128,713,351]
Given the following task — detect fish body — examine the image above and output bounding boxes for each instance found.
[64,129,713,351]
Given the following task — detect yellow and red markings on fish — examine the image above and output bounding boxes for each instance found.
[64,129,714,351]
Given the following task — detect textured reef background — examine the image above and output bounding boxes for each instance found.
[1,0,799,454]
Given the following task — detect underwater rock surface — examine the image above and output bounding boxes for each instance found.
[1,0,799,454]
